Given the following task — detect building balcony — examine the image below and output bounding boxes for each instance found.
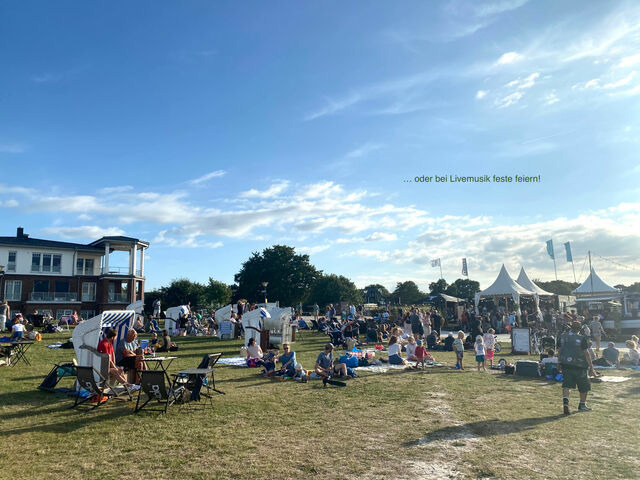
[108,293,129,303]
[29,292,79,302]
[100,267,143,277]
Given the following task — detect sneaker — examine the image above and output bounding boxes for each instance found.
[128,384,141,391]
[578,404,592,412]
[563,405,570,415]
[322,377,328,388]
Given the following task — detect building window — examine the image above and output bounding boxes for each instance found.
[4,280,22,301]
[7,251,16,272]
[42,253,52,272]
[80,310,95,320]
[31,253,41,272]
[52,254,61,273]
[82,282,96,302]
[77,258,95,275]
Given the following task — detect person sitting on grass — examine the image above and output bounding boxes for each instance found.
[10,317,26,341]
[276,342,297,377]
[426,330,440,350]
[387,335,407,365]
[246,337,264,367]
[405,336,418,362]
[443,332,455,351]
[155,330,172,353]
[97,328,131,387]
[601,342,619,366]
[454,330,465,370]
[540,349,559,375]
[315,343,348,381]
[621,340,640,366]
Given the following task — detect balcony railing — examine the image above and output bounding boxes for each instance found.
[30,292,78,302]
[108,293,129,303]
[100,267,144,276]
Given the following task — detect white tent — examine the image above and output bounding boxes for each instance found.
[72,310,136,378]
[516,268,555,296]
[475,265,537,312]
[572,269,620,296]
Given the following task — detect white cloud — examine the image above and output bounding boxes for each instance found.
[41,225,125,239]
[543,92,559,105]
[603,71,635,89]
[495,51,524,66]
[239,180,290,198]
[345,143,383,159]
[365,232,398,242]
[618,53,640,68]
[154,229,223,249]
[189,170,227,185]
[0,199,19,208]
[474,0,530,18]
[495,91,523,108]
[476,90,488,99]
[97,186,134,194]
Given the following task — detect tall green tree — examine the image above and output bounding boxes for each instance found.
[204,277,232,307]
[309,274,363,307]
[445,278,481,300]
[234,245,320,305]
[160,278,207,308]
[391,281,425,305]
[429,279,449,295]
[534,279,579,295]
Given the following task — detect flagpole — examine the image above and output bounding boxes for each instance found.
[439,261,443,280]
[553,255,557,281]
[571,259,576,283]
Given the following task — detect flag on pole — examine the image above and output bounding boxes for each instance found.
[546,239,555,259]
[564,242,573,262]
[462,258,468,276]
[430,258,440,267]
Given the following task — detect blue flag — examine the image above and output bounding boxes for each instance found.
[564,242,573,262]
[546,239,555,259]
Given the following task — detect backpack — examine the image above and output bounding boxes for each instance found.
[558,332,587,368]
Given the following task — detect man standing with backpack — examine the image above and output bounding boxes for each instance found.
[558,321,597,415]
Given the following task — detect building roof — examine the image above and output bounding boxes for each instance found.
[0,235,103,253]
[572,269,620,295]
[89,236,149,247]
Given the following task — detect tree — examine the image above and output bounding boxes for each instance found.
[234,245,320,305]
[429,279,448,295]
[309,274,363,307]
[204,277,232,307]
[391,281,425,305]
[445,278,481,301]
[534,279,579,295]
[361,284,390,304]
[161,278,207,308]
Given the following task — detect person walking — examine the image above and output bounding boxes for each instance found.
[558,321,597,415]
[589,316,605,352]
[0,300,9,333]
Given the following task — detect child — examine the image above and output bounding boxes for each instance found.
[540,348,558,376]
[293,364,308,382]
[475,335,486,372]
[483,328,496,367]
[414,339,427,369]
[150,332,159,351]
[405,336,418,362]
[454,330,465,370]
[10,318,25,341]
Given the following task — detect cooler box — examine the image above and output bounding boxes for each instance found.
[515,360,540,377]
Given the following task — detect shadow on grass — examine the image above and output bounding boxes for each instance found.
[404,414,566,447]
[6,406,128,435]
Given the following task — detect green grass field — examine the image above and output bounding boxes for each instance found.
[1,331,638,480]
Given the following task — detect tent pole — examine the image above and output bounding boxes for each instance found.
[588,250,593,294]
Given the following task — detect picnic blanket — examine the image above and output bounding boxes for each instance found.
[595,375,630,383]
[217,356,248,367]
[356,363,444,374]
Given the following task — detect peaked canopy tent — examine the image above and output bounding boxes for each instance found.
[572,269,620,297]
[474,265,537,315]
[72,310,136,378]
[516,268,555,296]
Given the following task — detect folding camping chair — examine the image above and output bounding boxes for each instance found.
[72,366,132,410]
[134,370,185,414]
[173,353,224,409]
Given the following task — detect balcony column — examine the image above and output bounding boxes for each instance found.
[104,242,110,274]
[139,247,145,277]
[130,244,137,276]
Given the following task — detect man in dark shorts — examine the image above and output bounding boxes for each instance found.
[409,309,424,339]
[558,321,596,415]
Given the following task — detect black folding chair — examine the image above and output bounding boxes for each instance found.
[205,353,224,396]
[72,366,131,410]
[135,370,185,414]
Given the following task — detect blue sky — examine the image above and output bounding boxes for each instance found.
[1,0,639,292]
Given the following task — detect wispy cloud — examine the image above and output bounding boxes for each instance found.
[603,71,635,89]
[97,186,134,194]
[41,225,125,239]
[240,180,290,199]
[495,51,524,66]
[0,143,27,154]
[189,170,227,185]
[31,65,88,84]
[474,0,530,18]
[476,90,488,99]
[495,91,523,108]
[345,143,383,159]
